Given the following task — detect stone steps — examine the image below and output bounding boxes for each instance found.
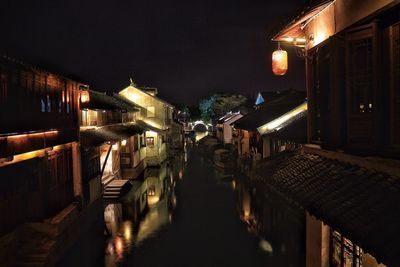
[103,179,131,200]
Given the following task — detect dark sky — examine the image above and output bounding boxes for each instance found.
[0,0,307,105]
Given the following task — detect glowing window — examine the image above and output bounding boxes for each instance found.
[146,137,154,147]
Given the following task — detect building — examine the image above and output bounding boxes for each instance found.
[216,112,243,145]
[0,57,102,266]
[118,84,177,166]
[264,1,400,266]
[233,90,307,159]
[79,90,145,204]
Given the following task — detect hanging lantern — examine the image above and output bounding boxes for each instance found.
[80,90,90,104]
[272,43,288,76]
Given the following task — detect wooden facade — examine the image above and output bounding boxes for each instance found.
[0,57,83,236]
[0,57,80,159]
[305,4,400,158]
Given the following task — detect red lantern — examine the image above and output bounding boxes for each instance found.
[272,45,288,76]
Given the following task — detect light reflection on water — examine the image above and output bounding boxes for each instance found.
[104,136,306,267]
[104,149,187,267]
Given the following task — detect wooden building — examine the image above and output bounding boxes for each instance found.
[269,1,400,266]
[118,83,178,166]
[0,57,103,266]
[233,90,307,159]
[0,57,82,233]
[79,90,145,204]
[273,0,400,159]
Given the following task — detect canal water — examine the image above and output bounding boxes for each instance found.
[60,143,306,267]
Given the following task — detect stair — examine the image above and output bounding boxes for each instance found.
[103,179,132,201]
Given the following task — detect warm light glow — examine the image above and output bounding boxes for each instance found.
[146,130,157,137]
[121,139,127,146]
[147,196,160,206]
[295,37,306,43]
[272,49,288,76]
[80,90,90,104]
[259,239,273,253]
[115,236,124,256]
[112,143,119,151]
[6,130,58,139]
[313,30,328,46]
[123,221,132,242]
[1,149,45,165]
[257,102,308,135]
[282,37,294,42]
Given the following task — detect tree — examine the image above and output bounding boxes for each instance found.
[199,96,216,123]
[199,94,247,122]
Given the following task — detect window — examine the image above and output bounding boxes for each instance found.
[348,37,374,113]
[147,106,155,117]
[146,137,154,147]
[331,231,362,267]
[66,89,70,114]
[41,98,46,112]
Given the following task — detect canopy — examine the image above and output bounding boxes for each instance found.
[80,123,145,146]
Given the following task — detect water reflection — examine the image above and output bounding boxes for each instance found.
[194,131,208,142]
[104,149,187,266]
[231,172,306,266]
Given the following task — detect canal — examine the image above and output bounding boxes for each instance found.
[60,143,306,267]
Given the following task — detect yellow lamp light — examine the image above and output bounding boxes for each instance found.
[80,90,90,104]
[112,143,119,151]
[272,44,288,76]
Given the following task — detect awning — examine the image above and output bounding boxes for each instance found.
[272,0,334,41]
[80,123,145,147]
[81,90,140,112]
[255,149,400,266]
[136,120,166,133]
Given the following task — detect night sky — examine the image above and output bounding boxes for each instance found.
[1,0,307,105]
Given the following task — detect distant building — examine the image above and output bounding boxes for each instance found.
[216,112,243,144]
[118,83,180,166]
[233,90,307,158]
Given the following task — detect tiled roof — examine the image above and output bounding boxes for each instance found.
[234,90,306,131]
[81,90,139,112]
[254,150,400,266]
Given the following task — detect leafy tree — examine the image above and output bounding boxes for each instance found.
[199,96,215,123]
[199,94,247,122]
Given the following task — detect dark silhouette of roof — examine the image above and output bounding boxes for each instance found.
[233,90,306,131]
[80,123,145,146]
[254,150,400,266]
[265,112,307,143]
